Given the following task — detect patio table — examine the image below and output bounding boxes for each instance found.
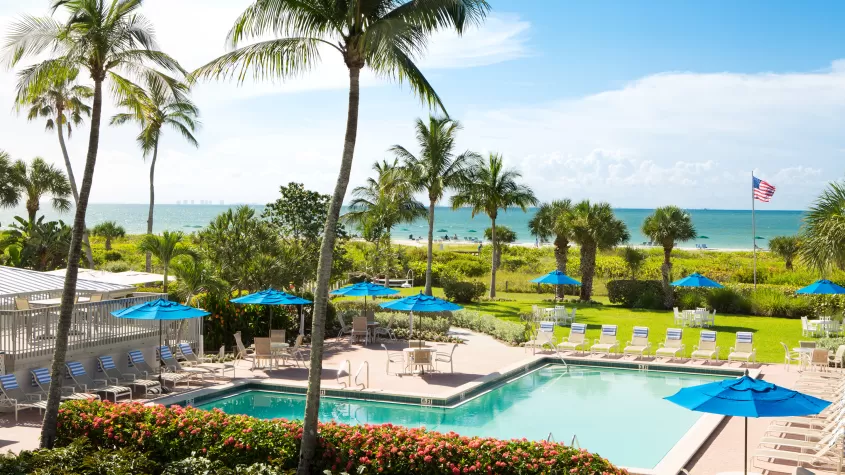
[270,342,289,368]
[28,296,90,307]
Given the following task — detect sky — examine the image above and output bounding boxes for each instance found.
[1,0,844,210]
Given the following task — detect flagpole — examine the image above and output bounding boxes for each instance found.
[752,171,757,290]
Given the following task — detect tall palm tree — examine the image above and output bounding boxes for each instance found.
[191,2,489,469]
[14,67,94,267]
[0,151,19,209]
[391,116,475,295]
[91,220,125,250]
[567,200,630,301]
[800,181,845,275]
[3,0,185,448]
[451,153,537,298]
[769,235,801,270]
[528,199,573,273]
[111,73,199,272]
[137,231,193,293]
[641,206,696,308]
[9,157,72,224]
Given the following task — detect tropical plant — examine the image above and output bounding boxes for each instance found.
[769,235,801,271]
[621,246,646,280]
[111,73,199,272]
[3,0,186,447]
[641,206,696,308]
[483,225,516,269]
[800,182,845,275]
[2,216,73,271]
[90,221,125,250]
[392,116,475,295]
[191,1,490,468]
[0,151,18,208]
[136,231,193,293]
[528,200,573,275]
[14,66,95,267]
[7,157,72,224]
[171,255,228,304]
[451,153,537,298]
[567,200,630,301]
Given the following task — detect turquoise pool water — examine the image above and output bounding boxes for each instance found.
[197,366,723,468]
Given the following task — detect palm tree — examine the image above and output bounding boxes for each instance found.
[0,151,19,209]
[800,182,845,275]
[483,225,516,268]
[137,231,193,293]
[191,3,489,468]
[621,246,646,280]
[171,255,228,305]
[391,116,475,295]
[14,67,95,267]
[9,157,72,224]
[641,206,696,308]
[769,235,801,270]
[528,200,573,275]
[567,200,630,301]
[3,0,185,447]
[451,153,537,298]
[111,73,199,272]
[91,221,125,250]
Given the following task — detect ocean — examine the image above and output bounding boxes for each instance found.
[0,204,803,250]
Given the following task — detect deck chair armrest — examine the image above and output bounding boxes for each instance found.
[122,373,136,381]
[729,346,736,352]
[25,393,42,402]
[92,378,109,387]
[626,340,634,346]
[593,338,600,344]
[658,342,666,348]
[693,345,700,351]
[61,386,78,394]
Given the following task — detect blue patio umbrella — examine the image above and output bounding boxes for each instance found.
[796,279,845,295]
[380,292,462,343]
[531,270,581,301]
[112,299,210,387]
[665,371,830,475]
[671,272,724,288]
[331,282,399,312]
[231,288,313,336]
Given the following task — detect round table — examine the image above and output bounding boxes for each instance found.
[270,342,289,368]
[402,347,436,374]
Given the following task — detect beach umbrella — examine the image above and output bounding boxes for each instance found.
[380,292,462,344]
[796,279,845,295]
[531,270,581,301]
[671,272,724,288]
[112,298,209,386]
[231,288,313,336]
[331,282,399,313]
[665,371,830,475]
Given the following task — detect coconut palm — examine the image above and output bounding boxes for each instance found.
[9,157,72,225]
[171,254,228,305]
[769,235,801,271]
[91,221,125,250]
[111,73,199,272]
[621,246,646,280]
[391,116,475,295]
[14,67,95,266]
[641,206,696,308]
[451,153,537,298]
[483,225,516,269]
[528,199,573,275]
[0,151,19,209]
[3,0,185,447]
[191,2,489,468]
[137,231,193,293]
[800,182,845,275]
[567,200,630,301]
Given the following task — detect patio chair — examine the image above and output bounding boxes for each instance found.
[0,374,47,421]
[802,317,820,338]
[252,337,274,369]
[591,325,619,355]
[97,355,161,396]
[728,332,756,363]
[336,313,353,339]
[234,331,254,361]
[525,321,556,354]
[554,307,570,326]
[159,346,212,381]
[435,343,459,373]
[30,367,99,401]
[409,348,434,373]
[65,361,132,402]
[373,315,397,341]
[830,345,845,370]
[177,343,237,377]
[280,335,308,368]
[655,328,685,359]
[568,308,576,324]
[127,350,191,388]
[350,316,369,345]
[88,293,103,303]
[623,326,652,356]
[809,348,831,372]
[673,307,685,327]
[557,323,589,353]
[381,344,405,375]
[780,342,802,371]
[690,331,719,361]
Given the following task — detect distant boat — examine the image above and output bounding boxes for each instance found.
[468,230,477,233]
[436,229,448,232]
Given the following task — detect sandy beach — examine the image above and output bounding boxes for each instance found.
[374,237,757,253]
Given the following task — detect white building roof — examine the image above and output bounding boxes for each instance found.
[42,268,173,286]
[0,265,132,297]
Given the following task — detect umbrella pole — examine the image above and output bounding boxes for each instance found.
[159,320,163,388]
[744,417,748,475]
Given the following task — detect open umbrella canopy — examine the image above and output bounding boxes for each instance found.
[530,270,581,286]
[111,298,209,320]
[230,288,312,305]
[331,282,399,298]
[796,279,845,295]
[671,272,723,288]
[380,292,462,313]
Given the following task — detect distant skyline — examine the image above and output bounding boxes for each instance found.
[1,1,843,210]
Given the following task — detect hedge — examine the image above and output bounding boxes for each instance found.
[442,278,487,303]
[55,400,626,474]
[450,310,530,345]
[606,280,666,309]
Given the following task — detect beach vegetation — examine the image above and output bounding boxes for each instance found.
[0,151,19,210]
[769,235,801,270]
[567,200,629,301]
[484,224,516,268]
[442,275,487,303]
[621,246,647,280]
[137,231,193,293]
[641,206,697,308]
[90,221,125,250]
[6,156,72,225]
[1,216,72,271]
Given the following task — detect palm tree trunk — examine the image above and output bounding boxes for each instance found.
[579,244,596,301]
[424,199,435,296]
[553,236,569,299]
[489,217,497,298]
[56,113,95,269]
[297,65,361,474]
[145,140,159,273]
[163,263,169,293]
[40,76,103,449]
[27,202,37,225]
[662,245,674,308]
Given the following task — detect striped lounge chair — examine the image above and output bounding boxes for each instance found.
[30,367,100,401]
[623,326,652,356]
[557,323,589,353]
[127,350,191,388]
[728,332,756,363]
[655,328,685,359]
[0,374,47,421]
[690,331,719,361]
[591,325,619,355]
[525,321,556,354]
[65,361,132,402]
[97,355,161,396]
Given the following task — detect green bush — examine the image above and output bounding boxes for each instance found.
[442,257,489,277]
[103,250,123,262]
[676,290,707,310]
[373,311,451,335]
[442,277,486,303]
[0,439,160,475]
[101,260,130,272]
[706,288,752,314]
[606,280,666,309]
[748,288,814,318]
[450,310,529,345]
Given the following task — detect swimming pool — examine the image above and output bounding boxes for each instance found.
[197,366,723,469]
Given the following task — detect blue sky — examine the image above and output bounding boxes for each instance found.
[1,0,844,210]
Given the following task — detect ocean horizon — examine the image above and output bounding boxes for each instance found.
[0,204,803,251]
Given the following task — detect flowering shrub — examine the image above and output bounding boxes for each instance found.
[57,400,626,474]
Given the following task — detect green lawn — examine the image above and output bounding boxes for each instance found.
[384,286,803,364]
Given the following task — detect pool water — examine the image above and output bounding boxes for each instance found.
[197,366,722,468]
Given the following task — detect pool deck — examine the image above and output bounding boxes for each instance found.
[0,329,839,474]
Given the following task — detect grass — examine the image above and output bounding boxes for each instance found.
[376,286,801,364]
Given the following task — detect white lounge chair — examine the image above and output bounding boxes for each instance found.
[690,331,719,361]
[753,428,840,470]
[591,325,619,355]
[623,326,651,356]
[0,374,47,421]
[728,332,756,363]
[97,355,161,396]
[557,323,588,353]
[65,361,132,402]
[127,350,191,388]
[159,346,212,380]
[30,367,99,401]
[525,321,556,354]
[655,328,685,359]
[177,343,237,378]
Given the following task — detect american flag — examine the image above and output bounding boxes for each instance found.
[752,176,776,202]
